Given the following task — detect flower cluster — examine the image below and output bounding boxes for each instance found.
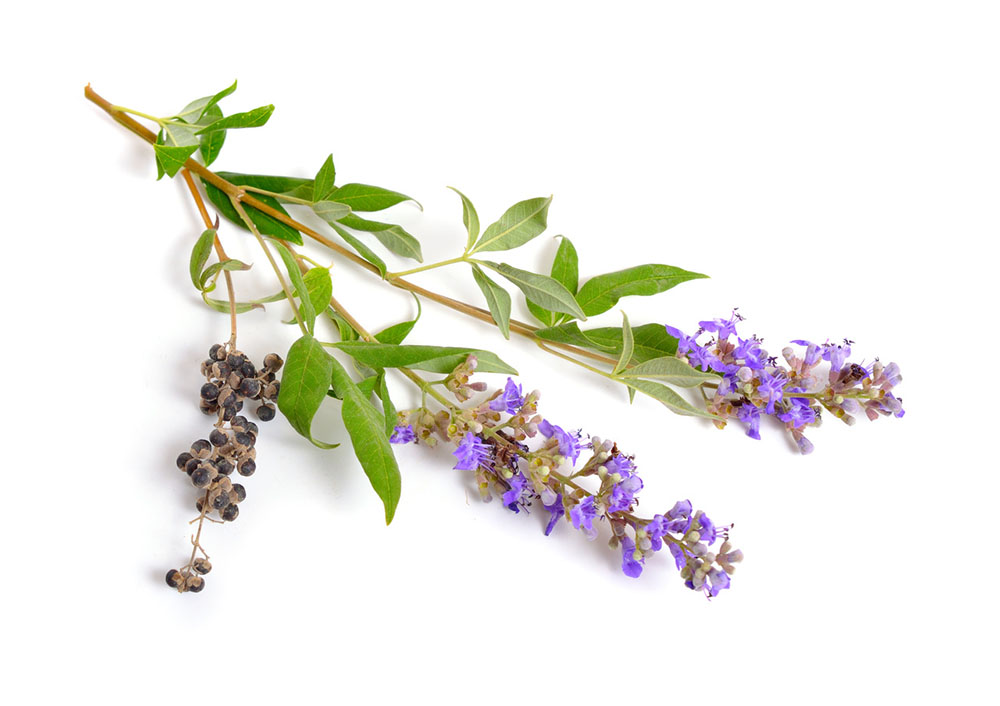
[390,359,740,598]
[666,312,903,453]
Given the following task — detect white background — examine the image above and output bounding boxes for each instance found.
[2,2,997,703]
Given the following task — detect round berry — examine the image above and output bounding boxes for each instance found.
[264,353,283,372]
[176,452,194,470]
[234,432,253,449]
[193,558,212,575]
[226,353,245,369]
[245,421,259,436]
[222,406,236,422]
[186,575,205,592]
[209,429,228,447]
[216,459,234,476]
[231,484,247,502]
[264,382,280,401]
[199,400,219,416]
[191,468,212,488]
[239,378,261,399]
[231,416,248,431]
[201,360,213,377]
[191,439,212,458]
[209,343,225,360]
[238,459,256,477]
[212,492,230,510]
[184,458,201,475]
[256,404,276,422]
[165,569,184,588]
[200,383,220,401]
[240,361,256,378]
[222,504,240,522]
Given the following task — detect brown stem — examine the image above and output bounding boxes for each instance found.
[85,84,619,369]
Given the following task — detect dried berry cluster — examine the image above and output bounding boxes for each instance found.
[165,343,283,593]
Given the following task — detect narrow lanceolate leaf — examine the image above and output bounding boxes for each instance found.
[375,296,421,345]
[329,223,387,278]
[313,154,337,202]
[376,374,399,438]
[196,104,275,134]
[575,264,708,317]
[339,214,423,262]
[198,104,226,165]
[190,229,217,290]
[481,261,586,320]
[312,200,352,224]
[471,196,552,253]
[199,259,251,290]
[273,242,317,334]
[277,335,339,447]
[333,342,517,375]
[534,322,678,363]
[327,183,420,212]
[471,265,512,339]
[526,235,580,326]
[621,378,716,419]
[615,312,634,375]
[153,144,198,178]
[447,186,480,250]
[201,292,264,315]
[215,172,313,196]
[329,356,402,524]
[202,179,303,245]
[616,357,718,387]
[174,80,238,122]
[300,268,333,320]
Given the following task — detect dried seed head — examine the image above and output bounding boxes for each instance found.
[256,404,276,422]
[231,484,247,503]
[226,353,245,369]
[234,432,253,449]
[211,344,227,361]
[165,569,184,589]
[191,439,212,459]
[231,416,249,431]
[185,575,205,592]
[199,400,219,416]
[263,353,283,372]
[176,452,194,471]
[237,459,256,477]
[227,371,243,390]
[240,378,261,399]
[200,383,220,402]
[215,459,234,476]
[263,382,280,401]
[212,492,230,510]
[193,558,212,575]
[245,421,259,436]
[240,361,256,378]
[221,504,240,522]
[209,429,229,447]
[191,468,212,488]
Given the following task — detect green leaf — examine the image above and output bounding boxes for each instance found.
[356,375,379,399]
[575,265,708,317]
[273,242,317,334]
[375,296,421,345]
[300,267,333,319]
[470,264,511,339]
[615,311,634,375]
[198,104,226,165]
[621,378,716,419]
[375,373,398,439]
[199,259,251,289]
[526,235,579,326]
[327,310,360,341]
[196,105,275,134]
[161,121,199,148]
[329,356,402,524]
[277,335,339,447]
[329,223,388,278]
[190,229,217,290]
[312,200,352,224]
[534,322,678,363]
[202,178,303,245]
[174,80,238,122]
[313,154,337,202]
[471,196,552,253]
[616,357,718,387]
[447,187,480,251]
[333,342,517,375]
[327,183,420,212]
[215,172,313,195]
[201,292,264,314]
[339,214,423,262]
[153,144,198,178]
[480,261,586,320]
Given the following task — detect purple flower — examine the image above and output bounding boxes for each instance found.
[734,337,765,369]
[502,472,528,512]
[736,403,762,441]
[606,468,643,513]
[570,496,600,540]
[538,419,584,463]
[699,315,738,341]
[389,424,415,444]
[707,567,731,597]
[665,325,699,355]
[791,340,823,367]
[452,432,492,471]
[620,536,644,578]
[778,398,817,428]
[666,499,692,520]
[668,542,688,570]
[542,493,564,536]
[756,370,786,414]
[686,344,718,372]
[489,377,524,414]
[696,512,718,545]
[644,515,668,552]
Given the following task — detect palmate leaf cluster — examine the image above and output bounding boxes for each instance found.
[167,81,716,522]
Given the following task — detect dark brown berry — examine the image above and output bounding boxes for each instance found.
[210,343,225,360]
[186,575,205,592]
[237,459,256,476]
[191,468,212,488]
[193,558,212,575]
[264,382,280,401]
[176,452,194,470]
[191,439,212,458]
[200,383,220,401]
[216,459,234,476]
[234,432,253,449]
[226,353,245,369]
[221,504,240,522]
[256,404,276,422]
[185,458,201,475]
[199,400,219,416]
[212,492,230,510]
[231,416,248,431]
[240,378,261,399]
[263,353,283,372]
[240,361,256,378]
[209,429,228,447]
[231,484,246,502]
[165,569,184,588]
